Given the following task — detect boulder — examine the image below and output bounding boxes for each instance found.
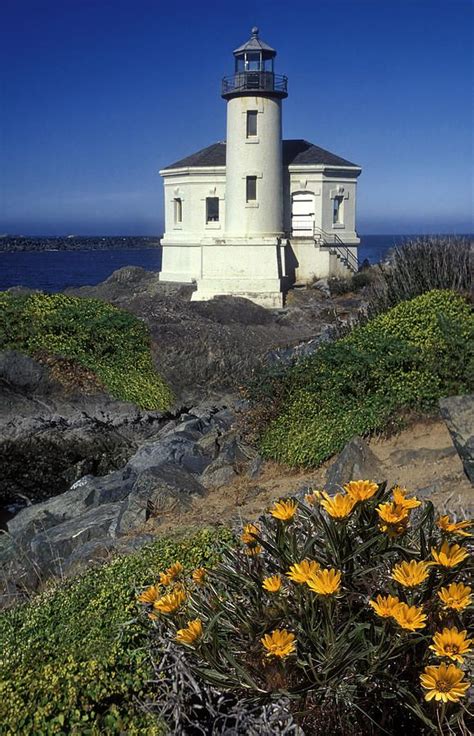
[439,395,474,483]
[325,436,384,492]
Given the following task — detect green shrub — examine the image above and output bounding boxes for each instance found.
[0,292,173,409]
[366,237,472,316]
[147,485,473,735]
[253,290,473,467]
[0,527,234,734]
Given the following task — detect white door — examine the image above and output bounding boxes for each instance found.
[291,193,315,236]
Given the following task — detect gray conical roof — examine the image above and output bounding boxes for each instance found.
[233,27,276,56]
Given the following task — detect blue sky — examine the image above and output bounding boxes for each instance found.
[1,0,472,235]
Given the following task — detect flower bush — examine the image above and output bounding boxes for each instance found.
[0,291,173,409]
[141,482,473,735]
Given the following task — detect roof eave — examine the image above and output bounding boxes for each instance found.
[159,165,227,176]
[288,163,362,174]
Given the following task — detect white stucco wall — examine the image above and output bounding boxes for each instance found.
[225,95,283,237]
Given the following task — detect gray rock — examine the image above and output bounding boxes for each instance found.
[311,278,331,296]
[325,436,384,492]
[200,456,238,488]
[439,395,474,483]
[388,446,457,465]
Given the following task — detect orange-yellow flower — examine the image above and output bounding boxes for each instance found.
[262,574,282,593]
[241,523,260,545]
[431,541,469,568]
[269,499,298,521]
[320,492,356,519]
[261,629,296,659]
[369,594,400,618]
[306,568,341,596]
[391,486,421,510]
[344,480,378,502]
[137,584,159,604]
[420,663,470,703]
[429,627,473,663]
[391,560,431,587]
[192,567,206,585]
[436,515,472,538]
[175,618,203,645]
[392,602,427,631]
[245,544,262,556]
[438,582,472,611]
[153,588,186,614]
[377,502,409,525]
[159,561,183,585]
[287,559,320,584]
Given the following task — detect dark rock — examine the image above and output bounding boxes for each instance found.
[247,456,263,479]
[388,447,457,465]
[439,395,474,483]
[325,436,384,492]
[200,457,238,488]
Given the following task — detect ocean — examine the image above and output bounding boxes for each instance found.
[0,235,432,292]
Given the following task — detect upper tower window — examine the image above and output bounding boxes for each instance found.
[246,176,257,202]
[206,197,219,223]
[333,196,343,225]
[246,111,258,137]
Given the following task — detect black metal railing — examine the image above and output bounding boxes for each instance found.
[311,226,359,273]
[222,72,288,96]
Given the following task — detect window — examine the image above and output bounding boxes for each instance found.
[246,176,257,202]
[333,196,343,224]
[174,198,182,224]
[206,197,219,223]
[246,110,258,137]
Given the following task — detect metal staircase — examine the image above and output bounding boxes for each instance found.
[313,226,359,274]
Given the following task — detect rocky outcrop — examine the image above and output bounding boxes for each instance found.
[0,351,173,506]
[325,436,385,492]
[0,401,259,602]
[439,395,474,483]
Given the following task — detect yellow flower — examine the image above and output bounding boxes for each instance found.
[438,582,472,611]
[344,480,378,502]
[420,663,470,703]
[241,523,260,545]
[392,602,427,631]
[429,627,473,663]
[306,568,341,596]
[160,561,183,585]
[436,515,472,538]
[391,486,421,510]
[391,560,431,587]
[153,588,186,614]
[369,594,400,618]
[192,568,207,585]
[287,559,320,584]
[261,629,296,659]
[262,574,282,593]
[320,492,356,519]
[377,502,409,525]
[305,490,323,505]
[269,499,298,521]
[245,544,262,556]
[175,619,203,645]
[431,541,469,568]
[137,584,159,604]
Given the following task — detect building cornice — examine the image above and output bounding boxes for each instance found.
[160,166,226,177]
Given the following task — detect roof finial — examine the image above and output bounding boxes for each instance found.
[251,26,259,37]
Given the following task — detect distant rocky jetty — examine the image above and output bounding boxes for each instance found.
[0,235,161,253]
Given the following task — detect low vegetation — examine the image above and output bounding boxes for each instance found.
[0,527,234,734]
[0,292,173,409]
[143,483,473,735]
[247,290,473,467]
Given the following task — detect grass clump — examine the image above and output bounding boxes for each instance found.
[0,291,173,410]
[249,290,473,467]
[146,484,473,735]
[0,527,234,734]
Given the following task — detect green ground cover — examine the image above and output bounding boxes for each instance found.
[0,527,234,734]
[258,290,473,467]
[0,291,173,409]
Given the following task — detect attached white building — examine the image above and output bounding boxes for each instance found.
[159,28,362,307]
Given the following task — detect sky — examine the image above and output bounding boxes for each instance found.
[0,0,472,236]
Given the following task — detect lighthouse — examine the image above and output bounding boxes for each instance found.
[159,29,361,307]
[222,26,286,239]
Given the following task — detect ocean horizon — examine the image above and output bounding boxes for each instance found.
[0,234,471,293]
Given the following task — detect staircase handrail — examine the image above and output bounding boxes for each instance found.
[313,226,359,273]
